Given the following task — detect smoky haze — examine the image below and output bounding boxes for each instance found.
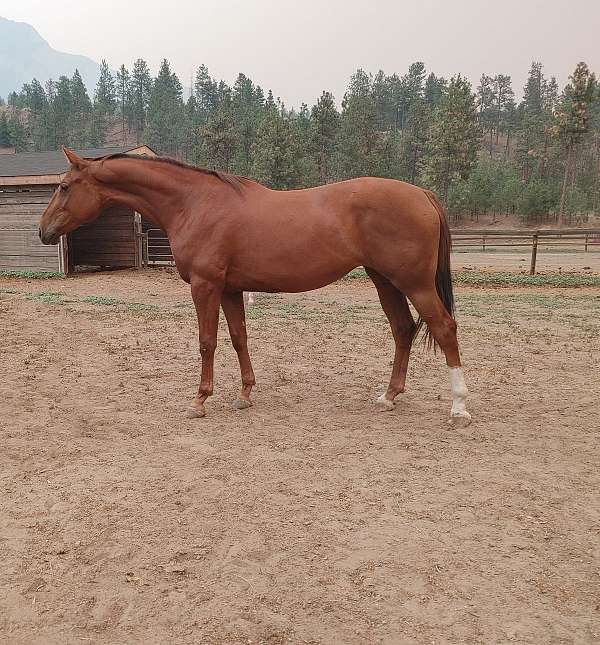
[1,0,598,104]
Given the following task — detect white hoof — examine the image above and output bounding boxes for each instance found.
[375,394,395,412]
[448,411,472,428]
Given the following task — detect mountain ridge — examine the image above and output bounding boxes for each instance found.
[0,16,102,99]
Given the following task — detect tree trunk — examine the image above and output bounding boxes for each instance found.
[558,142,574,227]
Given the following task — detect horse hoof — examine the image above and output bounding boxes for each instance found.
[375,395,395,412]
[185,405,205,419]
[448,412,472,428]
[232,398,252,410]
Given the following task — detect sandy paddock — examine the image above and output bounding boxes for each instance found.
[0,267,599,644]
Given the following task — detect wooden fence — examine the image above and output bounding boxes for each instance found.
[136,228,600,275]
[450,229,600,274]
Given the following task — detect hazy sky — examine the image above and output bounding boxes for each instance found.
[1,0,598,106]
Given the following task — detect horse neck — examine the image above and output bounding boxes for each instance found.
[96,158,209,234]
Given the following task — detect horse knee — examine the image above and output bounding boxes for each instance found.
[199,339,217,356]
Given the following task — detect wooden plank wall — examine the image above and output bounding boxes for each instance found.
[0,187,60,272]
[70,206,138,268]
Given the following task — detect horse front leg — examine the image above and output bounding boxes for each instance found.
[222,291,256,409]
[186,279,223,419]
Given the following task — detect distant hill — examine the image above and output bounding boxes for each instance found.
[0,16,101,99]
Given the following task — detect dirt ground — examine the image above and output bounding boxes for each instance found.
[1,268,599,645]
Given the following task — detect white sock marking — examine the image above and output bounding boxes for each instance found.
[449,367,469,418]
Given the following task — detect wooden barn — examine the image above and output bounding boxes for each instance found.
[0,144,176,273]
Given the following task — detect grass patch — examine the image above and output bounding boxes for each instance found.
[454,271,600,288]
[81,295,159,312]
[26,291,66,304]
[81,295,125,306]
[0,270,64,279]
[344,267,368,280]
[343,267,600,288]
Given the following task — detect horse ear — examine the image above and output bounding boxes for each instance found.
[63,147,90,170]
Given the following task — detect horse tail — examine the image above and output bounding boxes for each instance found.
[415,190,455,349]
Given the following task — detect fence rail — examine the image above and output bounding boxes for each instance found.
[136,228,600,275]
[450,229,600,274]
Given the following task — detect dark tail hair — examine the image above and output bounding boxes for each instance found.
[416,190,455,349]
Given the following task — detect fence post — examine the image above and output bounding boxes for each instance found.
[530,233,539,275]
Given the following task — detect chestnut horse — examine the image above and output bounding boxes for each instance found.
[39,148,471,426]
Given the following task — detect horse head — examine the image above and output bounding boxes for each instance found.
[38,148,106,245]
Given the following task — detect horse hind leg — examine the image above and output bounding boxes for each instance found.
[222,291,256,409]
[405,287,471,427]
[366,268,416,411]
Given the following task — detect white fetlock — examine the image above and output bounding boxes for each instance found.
[376,394,395,411]
[448,367,471,427]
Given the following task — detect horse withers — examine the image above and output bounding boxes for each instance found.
[39,148,471,426]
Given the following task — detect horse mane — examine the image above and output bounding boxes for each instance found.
[95,153,252,193]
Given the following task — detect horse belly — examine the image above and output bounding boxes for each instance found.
[227,241,357,293]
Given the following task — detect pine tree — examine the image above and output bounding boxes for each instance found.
[396,62,427,130]
[400,97,432,184]
[291,103,318,185]
[23,78,47,115]
[49,75,73,148]
[193,105,238,171]
[193,65,219,123]
[0,112,11,146]
[336,69,380,178]
[7,112,27,151]
[372,70,393,131]
[130,59,153,144]
[231,73,263,175]
[92,60,116,146]
[251,109,301,189]
[310,91,340,183]
[476,74,496,155]
[146,59,185,155]
[424,73,447,108]
[95,60,117,116]
[492,75,516,149]
[115,64,131,143]
[70,70,93,148]
[515,62,553,183]
[556,62,596,225]
[424,75,481,204]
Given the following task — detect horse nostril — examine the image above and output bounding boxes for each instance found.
[38,227,42,240]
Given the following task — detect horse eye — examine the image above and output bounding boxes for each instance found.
[60,183,69,192]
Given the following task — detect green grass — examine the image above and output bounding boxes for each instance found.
[0,270,65,279]
[344,267,368,280]
[81,295,125,306]
[454,271,600,288]
[81,295,159,312]
[342,267,600,288]
[26,291,66,305]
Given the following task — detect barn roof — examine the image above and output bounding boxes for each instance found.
[0,145,156,180]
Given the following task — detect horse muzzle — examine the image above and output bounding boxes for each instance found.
[39,227,61,245]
